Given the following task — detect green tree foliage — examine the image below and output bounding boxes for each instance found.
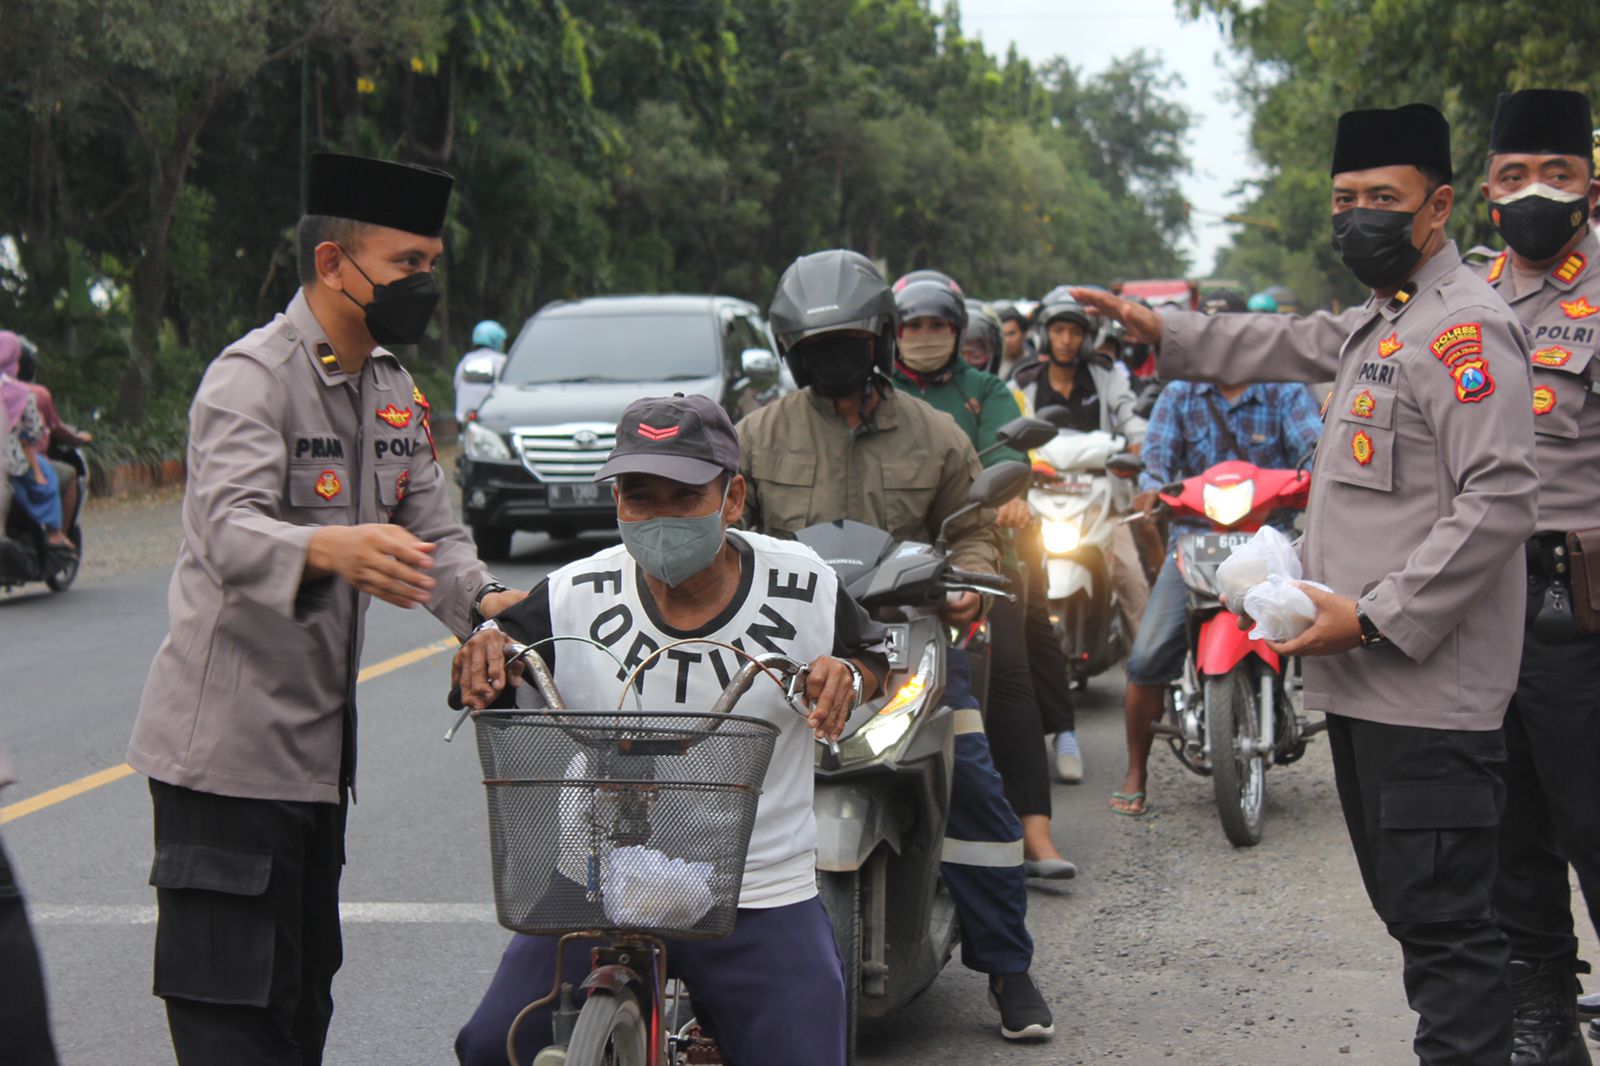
[1186,0,1600,309]
[1,0,1197,433]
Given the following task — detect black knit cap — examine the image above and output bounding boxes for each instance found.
[1489,90,1592,158]
[1330,104,1453,180]
[306,153,453,237]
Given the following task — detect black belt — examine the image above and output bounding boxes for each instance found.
[1526,532,1572,588]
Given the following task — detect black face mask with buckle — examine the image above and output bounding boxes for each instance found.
[340,250,441,346]
[1491,184,1589,263]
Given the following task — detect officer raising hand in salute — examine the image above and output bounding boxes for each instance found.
[127,154,522,1064]
[1076,105,1540,1065]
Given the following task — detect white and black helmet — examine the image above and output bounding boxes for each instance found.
[769,249,898,386]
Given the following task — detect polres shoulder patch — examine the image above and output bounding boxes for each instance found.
[1430,322,1483,366]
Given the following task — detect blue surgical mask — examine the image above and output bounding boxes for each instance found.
[618,483,729,587]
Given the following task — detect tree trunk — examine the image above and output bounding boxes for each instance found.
[114,83,224,424]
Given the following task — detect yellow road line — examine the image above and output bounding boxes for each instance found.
[0,637,459,825]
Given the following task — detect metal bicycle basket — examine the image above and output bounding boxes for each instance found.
[472,710,779,939]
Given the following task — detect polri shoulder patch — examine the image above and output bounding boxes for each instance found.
[1451,358,1495,404]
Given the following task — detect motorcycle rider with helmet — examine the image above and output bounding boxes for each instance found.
[452,318,509,425]
[738,250,1055,1042]
[991,302,1034,380]
[891,276,1075,879]
[1014,289,1151,665]
[961,300,1005,373]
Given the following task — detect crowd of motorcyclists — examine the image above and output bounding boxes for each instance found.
[6,84,1600,1066]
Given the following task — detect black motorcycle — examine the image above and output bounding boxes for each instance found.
[1,440,86,593]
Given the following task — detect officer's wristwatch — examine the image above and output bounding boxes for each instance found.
[839,660,866,710]
[470,581,510,628]
[1355,604,1387,648]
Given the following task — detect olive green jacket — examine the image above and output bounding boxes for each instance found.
[736,384,1001,576]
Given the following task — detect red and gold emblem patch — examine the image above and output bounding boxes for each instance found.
[376,404,412,429]
[1532,386,1557,415]
[1430,322,1483,366]
[411,384,437,460]
[1560,296,1600,319]
[1554,252,1588,284]
[1487,252,1507,284]
[314,469,342,500]
[1351,431,1374,466]
[1377,333,1403,359]
[1451,358,1496,404]
[1350,390,1376,419]
[395,469,411,501]
[1532,346,1574,368]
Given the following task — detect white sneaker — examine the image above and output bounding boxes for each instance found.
[1054,731,1083,783]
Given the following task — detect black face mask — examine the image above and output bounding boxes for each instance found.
[1490,185,1589,263]
[341,251,441,346]
[1330,207,1423,290]
[799,336,878,398]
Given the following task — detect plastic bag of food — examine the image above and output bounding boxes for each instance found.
[1241,575,1333,642]
[602,846,715,928]
[1215,526,1302,606]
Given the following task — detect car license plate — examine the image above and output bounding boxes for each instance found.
[547,482,605,509]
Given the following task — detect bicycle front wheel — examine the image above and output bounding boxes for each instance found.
[564,988,650,1066]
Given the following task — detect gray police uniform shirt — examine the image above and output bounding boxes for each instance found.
[1157,241,1539,732]
[1469,233,1600,534]
[128,290,492,804]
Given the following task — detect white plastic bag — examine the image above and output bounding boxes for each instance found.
[1241,575,1333,642]
[601,846,715,928]
[1215,526,1302,606]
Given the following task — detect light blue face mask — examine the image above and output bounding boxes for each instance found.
[618,482,729,587]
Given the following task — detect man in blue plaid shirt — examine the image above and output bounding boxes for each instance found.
[1110,291,1324,817]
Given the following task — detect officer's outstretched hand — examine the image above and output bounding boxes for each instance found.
[1070,288,1164,347]
[1266,584,1362,657]
[307,523,437,609]
[803,656,869,741]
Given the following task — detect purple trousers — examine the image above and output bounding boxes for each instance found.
[456,896,845,1066]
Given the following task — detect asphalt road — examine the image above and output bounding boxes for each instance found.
[3,490,1596,1066]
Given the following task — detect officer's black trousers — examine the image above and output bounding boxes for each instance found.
[0,835,59,1066]
[1326,714,1510,1066]
[1020,528,1074,736]
[149,780,347,1066]
[1494,625,1600,964]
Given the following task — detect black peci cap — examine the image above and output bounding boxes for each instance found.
[1330,103,1453,180]
[1489,90,1593,159]
[306,152,454,237]
[594,395,740,485]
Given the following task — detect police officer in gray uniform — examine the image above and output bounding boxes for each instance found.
[1076,104,1540,1065]
[126,154,521,1064]
[1470,88,1600,1066]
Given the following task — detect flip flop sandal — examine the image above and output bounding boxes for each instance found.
[1108,791,1147,817]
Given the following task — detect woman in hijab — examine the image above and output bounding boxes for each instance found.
[1,331,72,557]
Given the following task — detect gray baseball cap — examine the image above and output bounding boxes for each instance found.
[593,395,741,484]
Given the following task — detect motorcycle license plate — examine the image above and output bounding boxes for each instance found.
[1189,532,1253,559]
[546,482,606,509]
[1047,474,1094,495]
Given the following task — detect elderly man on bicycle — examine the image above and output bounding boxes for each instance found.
[451,393,888,1066]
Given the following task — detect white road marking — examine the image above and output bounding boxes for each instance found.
[32,902,498,925]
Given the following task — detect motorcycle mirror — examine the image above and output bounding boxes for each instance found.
[934,460,1034,552]
[1106,453,1145,479]
[1035,404,1074,428]
[989,416,1057,454]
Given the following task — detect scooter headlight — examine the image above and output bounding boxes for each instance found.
[1202,480,1255,527]
[836,645,937,762]
[1041,517,1081,555]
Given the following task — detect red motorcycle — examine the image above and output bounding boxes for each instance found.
[1140,458,1322,846]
